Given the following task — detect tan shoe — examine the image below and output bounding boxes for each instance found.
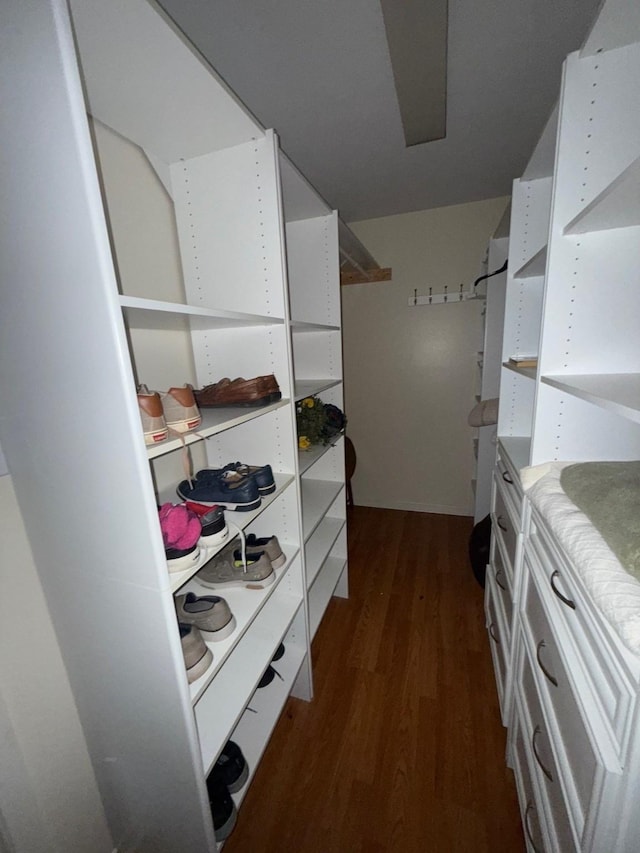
[179,623,213,683]
[137,384,168,445]
[161,385,202,433]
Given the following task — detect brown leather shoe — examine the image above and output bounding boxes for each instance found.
[194,375,281,408]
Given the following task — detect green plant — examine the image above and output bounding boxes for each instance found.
[296,395,346,449]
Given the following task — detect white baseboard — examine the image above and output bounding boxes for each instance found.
[353,498,473,517]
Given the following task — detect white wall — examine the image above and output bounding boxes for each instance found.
[342,197,509,515]
[0,476,112,853]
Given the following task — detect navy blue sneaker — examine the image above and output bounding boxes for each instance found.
[177,471,261,512]
[196,462,276,496]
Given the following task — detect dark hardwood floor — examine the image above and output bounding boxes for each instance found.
[225,507,524,852]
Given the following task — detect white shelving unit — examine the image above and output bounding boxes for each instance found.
[0,0,350,848]
[472,230,509,523]
[486,2,640,847]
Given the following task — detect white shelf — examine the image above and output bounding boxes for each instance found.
[184,546,300,704]
[502,362,537,381]
[297,436,344,475]
[294,379,341,401]
[564,156,640,234]
[305,517,346,588]
[230,638,307,807]
[146,400,290,460]
[498,437,531,473]
[194,584,304,774]
[309,557,347,639]
[513,245,547,279]
[290,319,340,333]
[120,295,285,330]
[541,373,640,423]
[300,479,344,541]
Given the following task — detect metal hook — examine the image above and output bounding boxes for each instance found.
[429,287,432,304]
[444,285,448,303]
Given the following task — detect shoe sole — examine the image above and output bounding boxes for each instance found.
[167,546,201,573]
[176,487,261,512]
[199,614,237,642]
[197,570,276,590]
[165,417,202,433]
[144,428,168,445]
[226,761,249,794]
[196,394,279,408]
[214,801,237,842]
[186,647,213,684]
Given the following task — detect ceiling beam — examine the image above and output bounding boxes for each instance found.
[380,0,448,146]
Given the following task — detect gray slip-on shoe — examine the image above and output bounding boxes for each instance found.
[175,592,236,641]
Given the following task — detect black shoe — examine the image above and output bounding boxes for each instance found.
[212,740,249,793]
[206,776,237,841]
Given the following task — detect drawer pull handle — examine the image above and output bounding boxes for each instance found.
[502,470,514,485]
[488,622,500,645]
[495,568,507,591]
[497,515,508,532]
[524,802,541,853]
[532,725,553,782]
[550,570,576,610]
[536,640,558,687]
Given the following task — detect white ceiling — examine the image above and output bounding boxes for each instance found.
[157,0,602,223]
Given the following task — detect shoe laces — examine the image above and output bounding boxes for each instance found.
[226,521,248,571]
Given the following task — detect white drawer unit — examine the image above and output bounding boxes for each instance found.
[490,538,514,642]
[496,447,524,517]
[528,511,635,764]
[520,557,606,842]
[485,566,512,724]
[492,472,520,577]
[515,638,579,852]
[511,695,551,853]
[506,502,640,852]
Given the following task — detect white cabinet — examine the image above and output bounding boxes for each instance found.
[473,233,509,523]
[281,163,349,638]
[0,0,349,848]
[486,1,640,848]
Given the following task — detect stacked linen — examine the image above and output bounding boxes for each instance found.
[523,461,640,657]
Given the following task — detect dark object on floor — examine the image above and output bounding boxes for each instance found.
[345,436,356,508]
[469,514,491,588]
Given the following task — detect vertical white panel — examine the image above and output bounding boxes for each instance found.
[531,385,640,462]
[0,2,214,848]
[171,135,286,317]
[286,214,340,325]
[554,46,640,230]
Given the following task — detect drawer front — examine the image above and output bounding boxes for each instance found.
[512,701,549,853]
[517,642,578,852]
[527,513,634,763]
[486,579,508,719]
[493,476,519,571]
[521,560,600,828]
[490,540,513,640]
[496,450,524,508]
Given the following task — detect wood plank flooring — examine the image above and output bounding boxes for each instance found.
[225,507,524,852]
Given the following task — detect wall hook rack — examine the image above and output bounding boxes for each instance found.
[408,284,483,306]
